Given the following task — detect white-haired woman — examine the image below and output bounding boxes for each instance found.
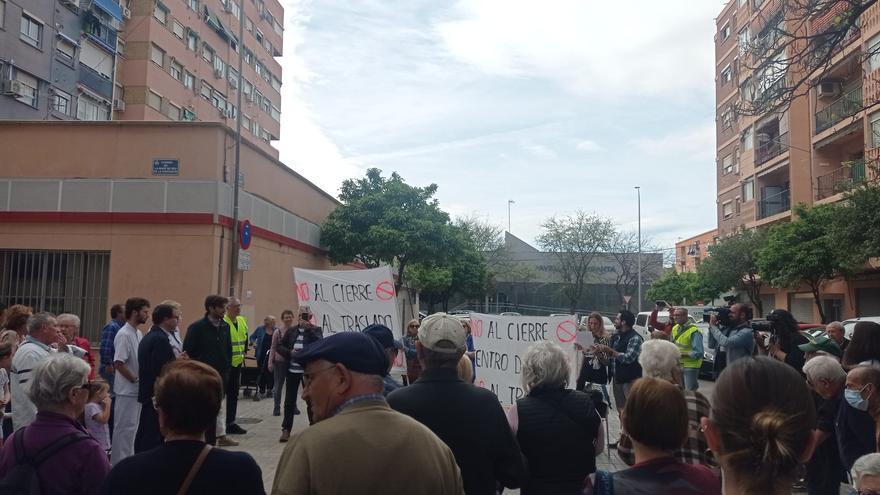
[506,341,601,495]
[0,353,110,493]
[616,339,715,470]
[852,453,880,493]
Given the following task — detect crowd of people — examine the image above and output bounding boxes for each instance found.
[1,297,880,494]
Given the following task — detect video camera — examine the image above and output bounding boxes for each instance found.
[702,305,754,326]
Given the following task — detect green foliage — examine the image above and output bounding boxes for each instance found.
[757,203,855,323]
[834,180,880,262]
[646,270,716,306]
[407,264,453,312]
[698,229,768,315]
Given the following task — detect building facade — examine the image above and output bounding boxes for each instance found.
[0,121,334,340]
[714,0,880,322]
[0,0,281,156]
[675,229,718,273]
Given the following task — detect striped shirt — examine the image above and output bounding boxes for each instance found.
[288,332,305,374]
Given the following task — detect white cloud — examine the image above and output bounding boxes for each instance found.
[575,139,603,152]
[436,0,721,98]
[629,123,716,163]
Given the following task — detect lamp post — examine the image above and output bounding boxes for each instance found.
[635,186,642,312]
[508,199,515,233]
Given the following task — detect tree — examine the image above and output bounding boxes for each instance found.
[407,264,452,314]
[406,225,487,312]
[320,168,457,291]
[647,271,718,306]
[833,179,880,262]
[536,211,616,314]
[757,203,855,323]
[738,0,873,117]
[454,216,506,298]
[606,231,665,310]
[698,229,770,316]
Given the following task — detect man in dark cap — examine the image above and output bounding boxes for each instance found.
[363,324,404,396]
[271,331,464,494]
[387,313,526,495]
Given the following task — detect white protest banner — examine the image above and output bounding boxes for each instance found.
[469,313,579,406]
[292,266,406,374]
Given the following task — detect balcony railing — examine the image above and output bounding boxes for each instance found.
[757,188,791,219]
[816,159,867,199]
[82,13,117,53]
[78,65,113,99]
[755,131,789,166]
[816,85,863,133]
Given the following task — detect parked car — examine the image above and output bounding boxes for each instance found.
[842,316,880,339]
[634,311,698,340]
[499,312,522,316]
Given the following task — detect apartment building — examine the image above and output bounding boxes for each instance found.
[0,0,123,120]
[714,0,880,320]
[0,0,282,156]
[675,229,718,274]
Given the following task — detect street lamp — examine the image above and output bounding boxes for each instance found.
[635,186,641,313]
[508,200,515,233]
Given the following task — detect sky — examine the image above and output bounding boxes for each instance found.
[274,0,727,250]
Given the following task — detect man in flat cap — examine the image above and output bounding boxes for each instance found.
[271,331,464,495]
[363,323,404,396]
[387,313,526,495]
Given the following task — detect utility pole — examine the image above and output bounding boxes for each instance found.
[507,199,515,233]
[228,1,246,297]
[635,186,642,313]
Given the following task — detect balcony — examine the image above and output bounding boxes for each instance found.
[757,188,791,219]
[816,85,863,133]
[78,65,113,99]
[82,13,117,53]
[755,131,789,166]
[816,159,867,199]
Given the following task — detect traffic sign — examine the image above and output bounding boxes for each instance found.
[237,249,251,271]
[240,219,252,250]
[623,295,632,304]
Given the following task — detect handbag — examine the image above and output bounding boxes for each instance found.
[176,445,212,495]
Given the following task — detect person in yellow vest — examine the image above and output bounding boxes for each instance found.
[223,297,249,435]
[670,307,703,391]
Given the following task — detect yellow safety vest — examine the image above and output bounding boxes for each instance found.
[224,315,249,367]
[672,323,703,369]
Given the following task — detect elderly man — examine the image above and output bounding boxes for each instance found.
[0,354,110,492]
[363,323,404,396]
[837,366,878,471]
[668,307,703,391]
[57,313,95,380]
[112,297,149,465]
[11,312,65,430]
[825,321,849,353]
[845,366,880,453]
[222,297,248,436]
[802,355,847,495]
[388,313,525,494]
[852,453,880,494]
[272,331,463,494]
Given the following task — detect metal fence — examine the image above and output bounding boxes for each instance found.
[0,250,110,342]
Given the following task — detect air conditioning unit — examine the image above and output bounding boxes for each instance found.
[1,80,22,96]
[60,0,81,9]
[122,7,131,19]
[114,99,126,111]
[817,81,841,98]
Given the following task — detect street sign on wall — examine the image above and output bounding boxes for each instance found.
[152,159,179,176]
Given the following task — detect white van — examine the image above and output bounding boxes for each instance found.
[634,311,699,340]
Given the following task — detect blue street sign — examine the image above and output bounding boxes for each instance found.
[152,159,179,176]
[240,220,252,250]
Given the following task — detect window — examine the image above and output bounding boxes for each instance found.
[213,56,225,76]
[147,90,162,110]
[228,67,239,85]
[20,14,43,48]
[184,71,195,89]
[200,81,213,100]
[722,154,734,174]
[186,0,198,10]
[76,94,110,120]
[722,201,734,219]
[182,108,195,121]
[211,90,226,109]
[245,17,253,33]
[738,27,751,55]
[56,38,76,64]
[255,29,264,45]
[153,3,168,24]
[117,39,126,55]
[721,65,732,85]
[202,43,214,63]
[231,1,240,19]
[868,34,880,73]
[51,89,71,115]
[742,179,754,202]
[273,19,283,35]
[741,127,753,150]
[13,69,38,107]
[186,31,198,51]
[242,114,251,131]
[871,112,880,148]
[170,61,183,81]
[270,105,280,121]
[271,75,281,92]
[243,79,252,95]
[150,44,165,67]
[721,107,733,129]
[244,48,253,65]
[167,102,181,120]
[720,21,731,42]
[172,21,185,39]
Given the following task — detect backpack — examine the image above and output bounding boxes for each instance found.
[0,428,89,495]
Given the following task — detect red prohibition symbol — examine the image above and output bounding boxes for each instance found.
[376,280,396,301]
[556,320,577,343]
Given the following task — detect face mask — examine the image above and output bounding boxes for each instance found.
[845,387,870,411]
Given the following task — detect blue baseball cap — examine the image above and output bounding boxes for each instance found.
[363,324,403,350]
[292,331,389,376]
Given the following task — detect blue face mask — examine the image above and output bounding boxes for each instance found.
[845,386,871,411]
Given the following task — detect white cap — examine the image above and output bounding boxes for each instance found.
[418,313,467,354]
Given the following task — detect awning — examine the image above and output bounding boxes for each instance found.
[93,0,123,22]
[204,6,239,46]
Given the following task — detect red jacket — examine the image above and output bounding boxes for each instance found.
[73,336,96,380]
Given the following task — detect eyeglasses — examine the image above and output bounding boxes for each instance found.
[302,365,337,387]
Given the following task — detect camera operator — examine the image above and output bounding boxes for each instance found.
[707,304,754,368]
[762,309,808,375]
[276,306,324,441]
